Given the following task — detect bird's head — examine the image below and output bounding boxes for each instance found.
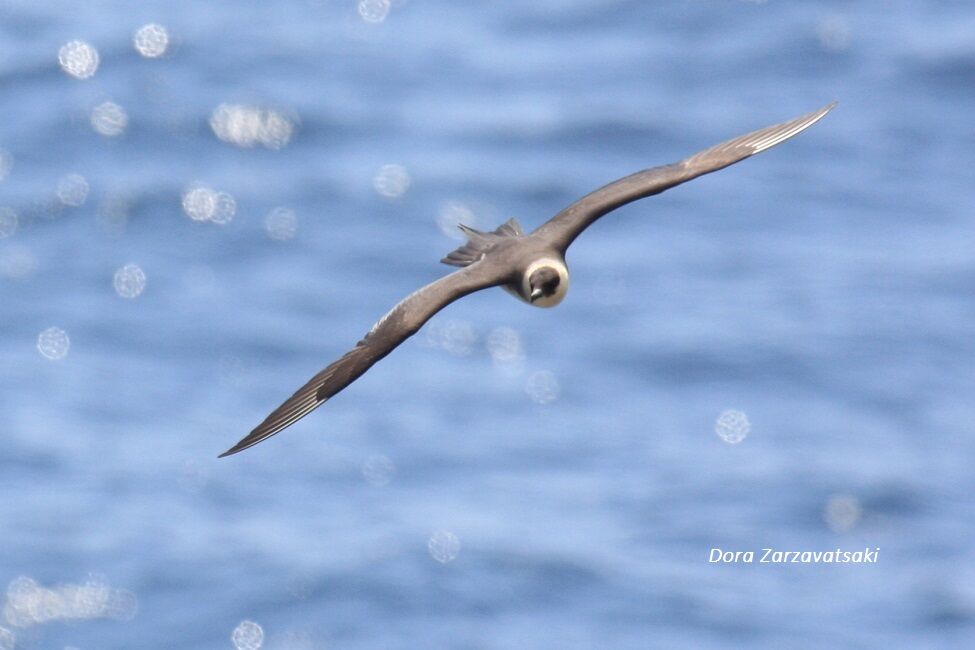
[529,267,560,302]
[523,258,569,308]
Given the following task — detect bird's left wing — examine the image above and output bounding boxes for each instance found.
[533,102,836,253]
[219,261,507,457]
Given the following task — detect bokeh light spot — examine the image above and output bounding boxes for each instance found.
[91,101,128,137]
[210,192,236,224]
[373,164,411,198]
[437,201,476,239]
[182,186,234,223]
[182,186,216,221]
[424,319,477,356]
[209,104,294,149]
[113,263,147,299]
[715,409,750,444]
[105,588,138,621]
[133,23,169,58]
[264,207,297,241]
[427,530,460,564]
[358,0,391,23]
[525,370,559,404]
[486,326,524,365]
[56,174,89,207]
[1,575,135,627]
[824,494,861,532]
[37,327,70,360]
[231,620,264,650]
[58,40,99,79]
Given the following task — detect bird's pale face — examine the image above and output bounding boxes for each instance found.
[522,258,569,308]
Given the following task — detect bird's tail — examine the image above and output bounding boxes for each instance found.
[440,218,524,267]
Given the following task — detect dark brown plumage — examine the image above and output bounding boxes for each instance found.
[220,102,835,457]
[218,263,507,456]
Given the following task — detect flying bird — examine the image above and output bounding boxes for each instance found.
[220,102,835,457]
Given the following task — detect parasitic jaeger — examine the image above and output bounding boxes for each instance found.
[220,102,836,457]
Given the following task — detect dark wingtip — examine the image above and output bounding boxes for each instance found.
[218,440,249,458]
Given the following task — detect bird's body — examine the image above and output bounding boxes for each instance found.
[220,102,836,457]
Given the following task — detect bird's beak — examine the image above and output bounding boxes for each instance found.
[530,288,543,302]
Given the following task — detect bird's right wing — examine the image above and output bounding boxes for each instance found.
[532,102,836,253]
[219,261,507,457]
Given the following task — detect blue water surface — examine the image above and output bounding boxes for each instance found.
[2,1,975,648]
